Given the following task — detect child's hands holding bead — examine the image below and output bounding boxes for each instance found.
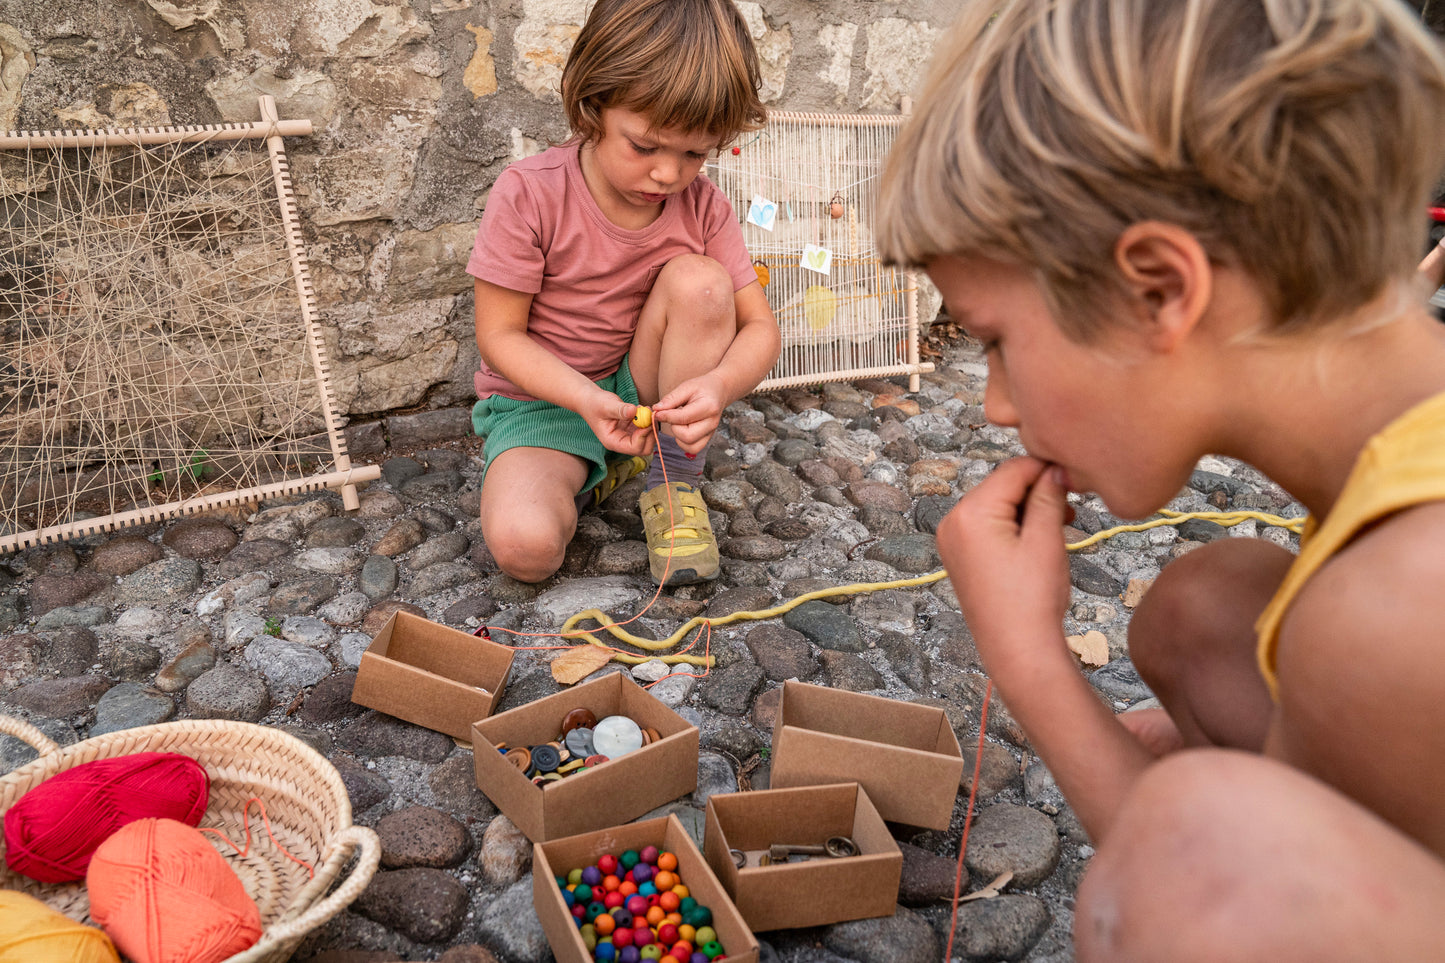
[650,373,726,456]
[935,456,1074,678]
[581,391,655,456]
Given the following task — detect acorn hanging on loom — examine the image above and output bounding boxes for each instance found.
[829,193,844,219]
[753,260,770,288]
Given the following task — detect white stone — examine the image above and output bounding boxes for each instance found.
[115,607,167,637]
[295,547,366,575]
[736,2,791,103]
[816,22,858,104]
[532,576,643,626]
[649,673,696,708]
[206,66,339,128]
[225,610,269,649]
[861,18,939,109]
[740,442,769,466]
[339,632,373,669]
[512,8,585,101]
[630,659,671,683]
[317,591,371,626]
[1225,519,1258,539]
[282,615,338,649]
[792,409,835,431]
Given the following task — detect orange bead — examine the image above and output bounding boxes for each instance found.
[619,881,638,896]
[603,874,621,892]
[657,851,678,872]
[594,914,616,937]
[646,906,666,926]
[678,924,696,944]
[672,884,689,899]
[665,912,682,926]
[672,941,695,959]
[658,891,680,912]
[653,870,676,891]
[660,957,682,963]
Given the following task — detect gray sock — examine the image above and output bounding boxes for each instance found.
[647,433,705,489]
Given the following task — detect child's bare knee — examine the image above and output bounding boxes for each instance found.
[658,254,733,317]
[481,521,566,584]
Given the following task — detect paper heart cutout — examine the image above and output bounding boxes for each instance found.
[803,248,827,269]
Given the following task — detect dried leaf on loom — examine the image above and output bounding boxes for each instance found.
[1066,630,1110,667]
[550,645,616,685]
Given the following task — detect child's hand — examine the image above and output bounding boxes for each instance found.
[936,456,1074,677]
[651,374,725,454]
[581,391,655,457]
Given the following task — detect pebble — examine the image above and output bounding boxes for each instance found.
[818,650,884,691]
[479,814,532,885]
[950,895,1053,961]
[474,878,550,963]
[783,599,864,652]
[243,636,332,691]
[824,906,940,963]
[89,536,163,575]
[376,805,472,869]
[162,518,238,560]
[117,558,202,605]
[354,867,468,943]
[186,663,270,722]
[90,683,175,735]
[897,841,964,905]
[153,640,217,692]
[964,803,1063,887]
[693,750,738,808]
[8,675,115,716]
[359,555,399,599]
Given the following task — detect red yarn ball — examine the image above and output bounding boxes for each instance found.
[87,817,262,963]
[3,752,208,883]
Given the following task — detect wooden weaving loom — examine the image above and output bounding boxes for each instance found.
[0,97,379,553]
[708,108,934,393]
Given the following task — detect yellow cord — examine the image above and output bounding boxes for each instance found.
[559,508,1306,667]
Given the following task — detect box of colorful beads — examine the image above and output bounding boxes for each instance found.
[472,672,699,841]
[769,681,965,830]
[533,812,760,963]
[702,782,902,930]
[351,611,515,740]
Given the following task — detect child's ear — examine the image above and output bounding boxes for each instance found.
[1114,222,1211,351]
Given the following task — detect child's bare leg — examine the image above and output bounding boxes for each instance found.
[477,447,589,583]
[1125,538,1294,751]
[628,254,736,419]
[1075,749,1445,962]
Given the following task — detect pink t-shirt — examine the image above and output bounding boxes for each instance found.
[467,142,757,401]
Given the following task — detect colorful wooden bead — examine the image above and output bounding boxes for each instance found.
[621,850,641,870]
[694,925,717,946]
[640,845,659,866]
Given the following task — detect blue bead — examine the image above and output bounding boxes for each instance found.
[638,881,657,897]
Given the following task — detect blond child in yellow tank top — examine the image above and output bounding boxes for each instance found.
[877,0,1445,958]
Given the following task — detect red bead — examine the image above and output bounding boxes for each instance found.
[658,923,679,945]
[598,853,619,875]
[605,891,625,909]
[731,147,741,155]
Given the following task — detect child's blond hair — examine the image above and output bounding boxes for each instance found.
[878,0,1445,339]
[562,0,766,148]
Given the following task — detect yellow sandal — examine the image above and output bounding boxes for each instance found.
[639,482,719,585]
[589,454,650,509]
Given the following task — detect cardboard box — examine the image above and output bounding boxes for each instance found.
[350,611,515,740]
[703,782,902,931]
[534,813,759,963]
[472,672,699,841]
[769,680,965,830]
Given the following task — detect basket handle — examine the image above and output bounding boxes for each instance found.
[250,825,382,949]
[0,714,61,758]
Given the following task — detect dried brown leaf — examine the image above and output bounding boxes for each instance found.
[550,645,616,685]
[959,870,1014,902]
[1066,630,1110,667]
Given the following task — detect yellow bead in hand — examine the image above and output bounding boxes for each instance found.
[632,405,653,428]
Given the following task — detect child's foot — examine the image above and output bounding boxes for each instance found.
[1119,706,1186,757]
[585,454,650,511]
[639,481,719,585]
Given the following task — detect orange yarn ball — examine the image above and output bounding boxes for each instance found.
[0,891,120,963]
[86,818,261,963]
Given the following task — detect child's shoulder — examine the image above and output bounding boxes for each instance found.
[499,143,574,182]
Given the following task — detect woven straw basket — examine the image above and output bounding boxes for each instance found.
[0,713,381,962]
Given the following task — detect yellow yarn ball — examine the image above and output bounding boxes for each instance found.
[0,890,120,963]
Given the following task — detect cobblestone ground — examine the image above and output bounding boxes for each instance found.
[0,336,1302,963]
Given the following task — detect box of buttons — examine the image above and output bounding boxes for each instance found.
[349,611,515,740]
[472,671,700,841]
[702,782,902,931]
[768,681,965,830]
[534,812,759,963]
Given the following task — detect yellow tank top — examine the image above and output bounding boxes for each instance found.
[1255,389,1445,700]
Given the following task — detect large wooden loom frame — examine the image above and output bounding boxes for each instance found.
[709,108,935,393]
[0,97,379,553]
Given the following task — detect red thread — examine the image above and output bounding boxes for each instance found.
[945,679,993,963]
[198,796,315,879]
[3,752,208,883]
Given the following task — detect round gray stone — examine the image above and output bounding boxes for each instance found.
[964,803,1062,888]
[354,867,468,943]
[359,555,399,600]
[244,636,332,691]
[187,664,270,722]
[376,805,473,869]
[117,558,203,605]
[783,600,864,652]
[950,894,1052,962]
[90,682,175,736]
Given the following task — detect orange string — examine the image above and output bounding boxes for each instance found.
[199,797,315,879]
[473,417,713,687]
[945,679,992,963]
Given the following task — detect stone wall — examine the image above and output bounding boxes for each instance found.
[0,0,956,424]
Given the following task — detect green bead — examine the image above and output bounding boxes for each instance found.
[694,925,717,946]
[703,940,724,959]
[556,875,566,889]
[621,849,641,869]
[567,868,584,885]
[639,946,663,961]
[691,905,712,927]
[574,884,593,903]
[679,896,697,913]
[581,924,597,951]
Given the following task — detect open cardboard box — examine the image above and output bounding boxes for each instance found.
[704,782,901,931]
[473,671,699,841]
[350,610,514,740]
[769,680,965,830]
[534,813,760,963]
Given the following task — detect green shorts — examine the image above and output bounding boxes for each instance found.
[471,356,639,494]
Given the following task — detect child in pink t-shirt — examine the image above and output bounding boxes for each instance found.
[467,0,780,586]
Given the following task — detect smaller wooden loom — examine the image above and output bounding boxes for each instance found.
[0,97,380,553]
[708,109,934,393]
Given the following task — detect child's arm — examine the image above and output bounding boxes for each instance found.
[653,281,780,453]
[1419,239,1445,290]
[937,456,1153,842]
[474,278,651,456]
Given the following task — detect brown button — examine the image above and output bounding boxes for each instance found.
[584,754,609,767]
[505,747,531,771]
[644,727,661,745]
[561,708,598,734]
